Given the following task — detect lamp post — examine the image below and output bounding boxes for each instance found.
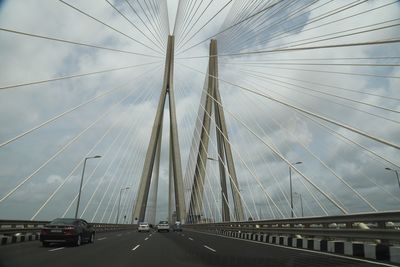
[289,161,302,218]
[385,167,400,192]
[116,187,130,224]
[75,155,101,219]
[294,192,304,217]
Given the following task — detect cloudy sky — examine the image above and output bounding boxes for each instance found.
[0,0,399,224]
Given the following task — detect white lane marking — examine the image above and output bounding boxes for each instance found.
[116,234,122,237]
[188,237,194,241]
[145,237,149,241]
[204,245,216,253]
[132,245,140,251]
[181,234,185,236]
[187,229,396,267]
[97,237,107,241]
[48,247,65,252]
[149,234,152,237]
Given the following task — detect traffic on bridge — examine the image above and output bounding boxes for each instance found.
[0,0,399,266]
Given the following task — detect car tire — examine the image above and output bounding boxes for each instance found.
[89,233,95,244]
[75,235,82,246]
[42,241,49,247]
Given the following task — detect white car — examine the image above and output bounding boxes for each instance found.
[157,221,170,232]
[138,222,150,233]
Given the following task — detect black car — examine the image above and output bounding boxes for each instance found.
[40,218,95,247]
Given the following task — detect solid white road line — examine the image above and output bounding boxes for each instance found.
[188,237,194,241]
[132,245,140,251]
[48,247,65,252]
[97,237,107,241]
[204,245,216,253]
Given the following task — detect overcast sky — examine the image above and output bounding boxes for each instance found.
[0,0,399,223]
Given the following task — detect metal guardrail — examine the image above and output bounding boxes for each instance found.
[184,211,400,242]
[0,219,137,236]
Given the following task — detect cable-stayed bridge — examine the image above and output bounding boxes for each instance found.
[0,0,399,266]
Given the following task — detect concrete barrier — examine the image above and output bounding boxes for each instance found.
[328,241,344,254]
[292,238,303,248]
[390,246,400,264]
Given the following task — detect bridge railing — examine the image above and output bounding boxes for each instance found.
[0,219,137,236]
[185,211,400,242]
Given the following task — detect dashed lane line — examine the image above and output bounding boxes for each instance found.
[145,237,149,241]
[48,247,65,252]
[97,237,107,241]
[204,245,216,253]
[132,245,140,251]
[188,237,194,241]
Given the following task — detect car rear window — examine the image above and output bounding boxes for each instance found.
[49,218,77,225]
[159,221,168,224]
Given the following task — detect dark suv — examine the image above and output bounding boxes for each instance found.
[40,218,95,247]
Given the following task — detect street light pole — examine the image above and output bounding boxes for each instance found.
[289,161,302,218]
[116,187,130,224]
[75,155,101,219]
[299,193,304,217]
[385,167,400,192]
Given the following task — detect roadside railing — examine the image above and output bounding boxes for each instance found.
[184,211,400,243]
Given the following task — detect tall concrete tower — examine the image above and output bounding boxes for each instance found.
[187,40,244,223]
[132,36,186,224]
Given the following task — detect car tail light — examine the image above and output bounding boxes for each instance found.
[63,227,76,235]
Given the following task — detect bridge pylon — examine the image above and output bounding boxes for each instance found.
[132,35,186,224]
[188,40,244,223]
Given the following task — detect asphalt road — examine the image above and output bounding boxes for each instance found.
[0,229,395,267]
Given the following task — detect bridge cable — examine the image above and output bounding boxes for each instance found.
[182,64,400,151]
[0,61,161,91]
[176,0,214,48]
[105,0,165,53]
[221,0,391,53]
[222,65,400,101]
[237,69,400,116]
[176,0,235,53]
[124,0,166,50]
[32,66,161,219]
[0,63,160,149]
[0,27,161,58]
[57,0,163,55]
[133,0,166,49]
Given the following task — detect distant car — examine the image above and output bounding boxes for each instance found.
[172,221,182,232]
[40,218,95,247]
[157,221,170,232]
[138,222,150,233]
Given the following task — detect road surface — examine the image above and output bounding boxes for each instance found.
[0,229,395,267]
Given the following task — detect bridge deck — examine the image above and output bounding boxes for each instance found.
[0,230,393,267]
